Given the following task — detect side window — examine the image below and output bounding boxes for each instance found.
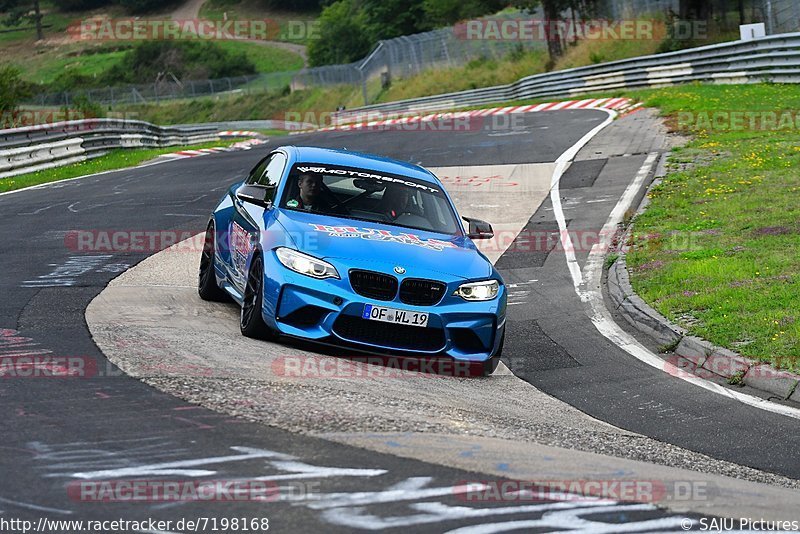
[260,153,287,188]
[245,156,270,185]
[244,153,286,203]
[257,153,286,203]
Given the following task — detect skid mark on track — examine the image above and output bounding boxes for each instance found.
[25,436,692,530]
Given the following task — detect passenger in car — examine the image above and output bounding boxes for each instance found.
[380,184,412,220]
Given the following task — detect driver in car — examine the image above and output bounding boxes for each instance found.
[288,174,332,212]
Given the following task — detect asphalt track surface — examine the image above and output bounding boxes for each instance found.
[0,109,794,531]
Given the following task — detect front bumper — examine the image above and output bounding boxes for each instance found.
[262,254,506,363]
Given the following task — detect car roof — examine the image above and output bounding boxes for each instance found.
[280,145,438,184]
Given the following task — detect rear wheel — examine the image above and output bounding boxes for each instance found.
[240,254,275,340]
[198,222,229,302]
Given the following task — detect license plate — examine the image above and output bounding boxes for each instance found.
[362,304,429,327]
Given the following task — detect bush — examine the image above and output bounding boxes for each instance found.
[49,70,98,93]
[66,93,105,119]
[104,41,257,84]
[0,64,32,115]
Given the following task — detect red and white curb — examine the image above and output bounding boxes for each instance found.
[293,98,642,134]
[167,138,267,159]
[219,130,262,137]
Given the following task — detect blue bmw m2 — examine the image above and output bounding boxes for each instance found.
[199,146,506,375]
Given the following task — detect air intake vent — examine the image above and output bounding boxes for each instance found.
[349,269,398,301]
[399,279,446,306]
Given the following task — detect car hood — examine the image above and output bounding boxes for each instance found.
[274,209,492,280]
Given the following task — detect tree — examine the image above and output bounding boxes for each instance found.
[678,0,710,21]
[58,0,114,10]
[307,0,371,66]
[118,0,181,14]
[423,0,508,27]
[361,0,428,41]
[0,0,44,41]
[259,0,320,11]
[0,64,32,118]
[515,0,568,64]
[516,0,600,65]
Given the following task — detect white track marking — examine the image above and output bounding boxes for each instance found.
[0,155,181,198]
[549,110,617,291]
[0,497,72,515]
[550,117,800,420]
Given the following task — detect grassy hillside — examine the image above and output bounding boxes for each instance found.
[104,31,673,125]
[0,1,306,91]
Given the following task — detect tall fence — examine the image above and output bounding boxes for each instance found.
[30,72,294,108]
[26,0,800,109]
[763,0,800,34]
[602,0,800,34]
[331,32,800,119]
[292,12,547,103]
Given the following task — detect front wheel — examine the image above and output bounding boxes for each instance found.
[240,255,276,340]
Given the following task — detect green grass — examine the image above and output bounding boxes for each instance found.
[117,84,360,125]
[214,40,303,73]
[25,45,131,85]
[0,1,76,43]
[623,83,800,372]
[1,1,305,87]
[19,40,302,86]
[0,138,246,193]
[372,32,669,105]
[254,128,289,137]
[374,50,549,104]
[200,0,318,44]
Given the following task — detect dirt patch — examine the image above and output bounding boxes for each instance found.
[752,225,793,236]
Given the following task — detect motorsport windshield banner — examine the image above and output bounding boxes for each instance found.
[294,164,441,194]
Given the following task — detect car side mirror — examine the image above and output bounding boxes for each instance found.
[463,217,494,239]
[236,184,274,209]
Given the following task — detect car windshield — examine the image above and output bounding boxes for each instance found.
[280,163,461,235]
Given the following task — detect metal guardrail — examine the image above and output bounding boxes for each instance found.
[336,32,800,118]
[0,119,217,179]
[170,120,314,131]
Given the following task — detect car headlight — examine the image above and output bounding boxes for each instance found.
[275,247,339,279]
[454,280,500,301]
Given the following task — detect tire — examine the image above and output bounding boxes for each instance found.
[198,222,229,302]
[481,332,505,376]
[240,254,275,340]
